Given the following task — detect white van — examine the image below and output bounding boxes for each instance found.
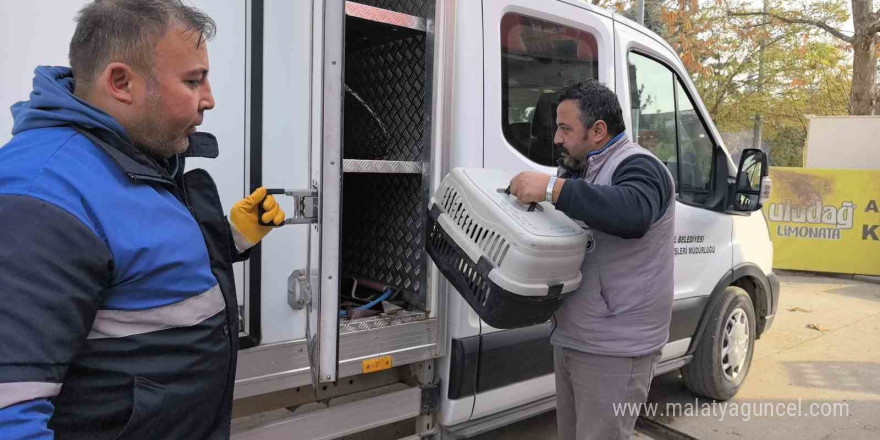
[1,0,778,438]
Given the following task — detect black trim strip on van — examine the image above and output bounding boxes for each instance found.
[668,296,708,343]
[448,322,555,400]
[476,323,555,394]
[241,0,265,350]
[448,336,480,400]
[686,269,733,355]
[732,263,775,337]
[447,295,714,400]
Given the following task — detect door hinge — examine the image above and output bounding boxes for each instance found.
[288,269,311,310]
[420,380,441,415]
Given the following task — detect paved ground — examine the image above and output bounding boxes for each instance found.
[471,272,880,439]
[469,410,657,439]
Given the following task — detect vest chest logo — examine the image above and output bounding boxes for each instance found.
[574,220,597,253]
[584,227,597,254]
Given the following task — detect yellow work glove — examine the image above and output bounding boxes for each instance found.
[229,187,285,253]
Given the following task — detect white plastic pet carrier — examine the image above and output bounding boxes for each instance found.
[426,168,587,328]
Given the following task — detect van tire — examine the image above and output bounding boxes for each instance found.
[681,286,756,401]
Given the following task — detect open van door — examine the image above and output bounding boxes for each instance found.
[309,0,344,385]
[234,0,441,397]
[229,0,341,394]
[309,0,444,386]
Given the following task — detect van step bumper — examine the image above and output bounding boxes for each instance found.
[231,385,421,440]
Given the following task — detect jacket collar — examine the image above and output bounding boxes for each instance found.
[555,132,629,179]
[586,132,626,160]
[74,126,219,184]
[185,132,219,159]
[581,132,629,179]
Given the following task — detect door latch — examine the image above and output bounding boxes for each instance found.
[260,189,319,226]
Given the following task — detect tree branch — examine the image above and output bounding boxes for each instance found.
[729,11,853,44]
[866,10,880,34]
[708,34,788,115]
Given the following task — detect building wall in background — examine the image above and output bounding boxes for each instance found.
[0,1,86,142]
[805,116,880,170]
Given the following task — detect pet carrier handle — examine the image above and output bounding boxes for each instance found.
[503,186,538,212]
[257,188,319,226]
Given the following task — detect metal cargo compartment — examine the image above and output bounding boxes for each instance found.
[338,1,435,332]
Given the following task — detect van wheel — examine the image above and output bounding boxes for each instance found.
[681,286,756,401]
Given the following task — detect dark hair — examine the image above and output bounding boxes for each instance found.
[557,79,626,137]
[69,0,216,90]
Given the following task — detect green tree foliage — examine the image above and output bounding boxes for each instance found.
[607,0,851,166]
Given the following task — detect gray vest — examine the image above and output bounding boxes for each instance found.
[550,135,676,357]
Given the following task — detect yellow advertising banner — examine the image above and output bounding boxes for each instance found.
[762,168,880,276]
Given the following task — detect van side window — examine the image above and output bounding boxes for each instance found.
[627,52,678,186]
[501,13,599,167]
[675,78,714,203]
[628,52,716,205]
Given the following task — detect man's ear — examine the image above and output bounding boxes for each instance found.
[101,62,137,105]
[590,120,608,141]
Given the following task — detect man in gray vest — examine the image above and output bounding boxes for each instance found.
[509,79,675,440]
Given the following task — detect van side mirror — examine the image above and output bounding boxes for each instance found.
[732,149,769,212]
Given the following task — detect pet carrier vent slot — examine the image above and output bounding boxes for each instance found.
[435,185,511,267]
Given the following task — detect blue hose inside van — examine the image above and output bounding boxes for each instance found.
[339,287,394,317]
[357,287,393,310]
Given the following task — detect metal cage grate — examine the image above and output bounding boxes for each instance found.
[427,214,492,305]
[341,173,425,304]
[344,33,426,161]
[438,186,511,267]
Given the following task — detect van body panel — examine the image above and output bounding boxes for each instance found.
[259,0,316,345]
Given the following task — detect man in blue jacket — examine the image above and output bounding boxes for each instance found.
[0,1,284,439]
